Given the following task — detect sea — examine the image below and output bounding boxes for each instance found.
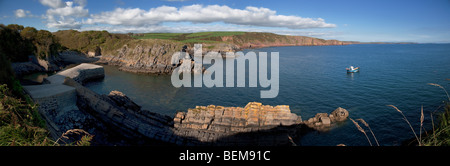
[81,44,450,146]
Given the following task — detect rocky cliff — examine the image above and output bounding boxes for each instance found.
[220,32,350,49]
[97,39,185,74]
[94,32,352,75]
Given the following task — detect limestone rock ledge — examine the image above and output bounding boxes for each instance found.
[174,102,301,131]
[172,102,303,145]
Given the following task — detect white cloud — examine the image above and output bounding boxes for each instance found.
[14,9,29,18]
[39,2,336,35]
[41,0,88,29]
[39,0,66,8]
[47,17,83,29]
[46,2,88,18]
[74,0,87,7]
[85,4,336,29]
[79,22,341,40]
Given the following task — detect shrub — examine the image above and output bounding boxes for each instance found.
[0,84,51,146]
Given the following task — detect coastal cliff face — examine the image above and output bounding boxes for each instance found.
[90,31,351,74]
[220,32,348,49]
[98,39,184,74]
[51,30,354,76]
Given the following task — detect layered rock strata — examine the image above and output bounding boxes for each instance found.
[172,102,303,145]
[98,42,184,74]
[64,78,177,145]
[96,34,351,75]
[68,83,306,145]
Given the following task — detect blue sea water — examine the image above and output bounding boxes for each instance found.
[85,44,450,146]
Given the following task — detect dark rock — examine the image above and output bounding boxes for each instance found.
[107,90,141,112]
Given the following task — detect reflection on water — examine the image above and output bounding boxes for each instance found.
[346,72,359,80]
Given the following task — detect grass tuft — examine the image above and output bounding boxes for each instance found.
[350,118,372,146]
[387,104,421,146]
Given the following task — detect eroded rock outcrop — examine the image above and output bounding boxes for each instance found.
[220,32,350,49]
[303,107,349,131]
[27,63,348,145]
[172,102,303,145]
[96,33,352,75]
[64,77,178,145]
[98,41,184,74]
[63,83,309,145]
[64,83,349,145]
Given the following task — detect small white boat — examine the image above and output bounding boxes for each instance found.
[346,66,360,73]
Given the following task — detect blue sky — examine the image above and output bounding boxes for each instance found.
[1,0,449,43]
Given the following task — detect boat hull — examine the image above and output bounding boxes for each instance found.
[347,69,359,73]
[346,67,360,73]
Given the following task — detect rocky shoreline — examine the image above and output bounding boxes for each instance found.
[94,36,350,75]
[12,50,100,78]
[22,63,349,145]
[64,74,351,145]
[16,40,352,145]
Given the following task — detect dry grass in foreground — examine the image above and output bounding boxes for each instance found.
[350,83,450,146]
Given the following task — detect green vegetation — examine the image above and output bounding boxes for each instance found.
[0,24,94,146]
[53,30,131,53]
[131,31,245,44]
[422,84,450,146]
[422,103,450,146]
[0,84,51,146]
[0,24,61,62]
[184,31,245,38]
[0,83,93,146]
[132,33,185,40]
[230,32,290,45]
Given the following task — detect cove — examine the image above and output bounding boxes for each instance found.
[85,44,450,146]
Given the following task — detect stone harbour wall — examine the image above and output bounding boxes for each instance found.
[23,63,106,141]
[64,78,179,145]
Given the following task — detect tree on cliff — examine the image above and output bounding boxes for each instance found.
[53,30,130,53]
[0,24,61,62]
[34,30,61,59]
[0,24,34,62]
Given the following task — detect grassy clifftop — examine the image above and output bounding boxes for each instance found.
[131,31,349,48]
[53,29,132,54]
[52,30,351,56]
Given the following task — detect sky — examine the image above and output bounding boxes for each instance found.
[1,0,449,43]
